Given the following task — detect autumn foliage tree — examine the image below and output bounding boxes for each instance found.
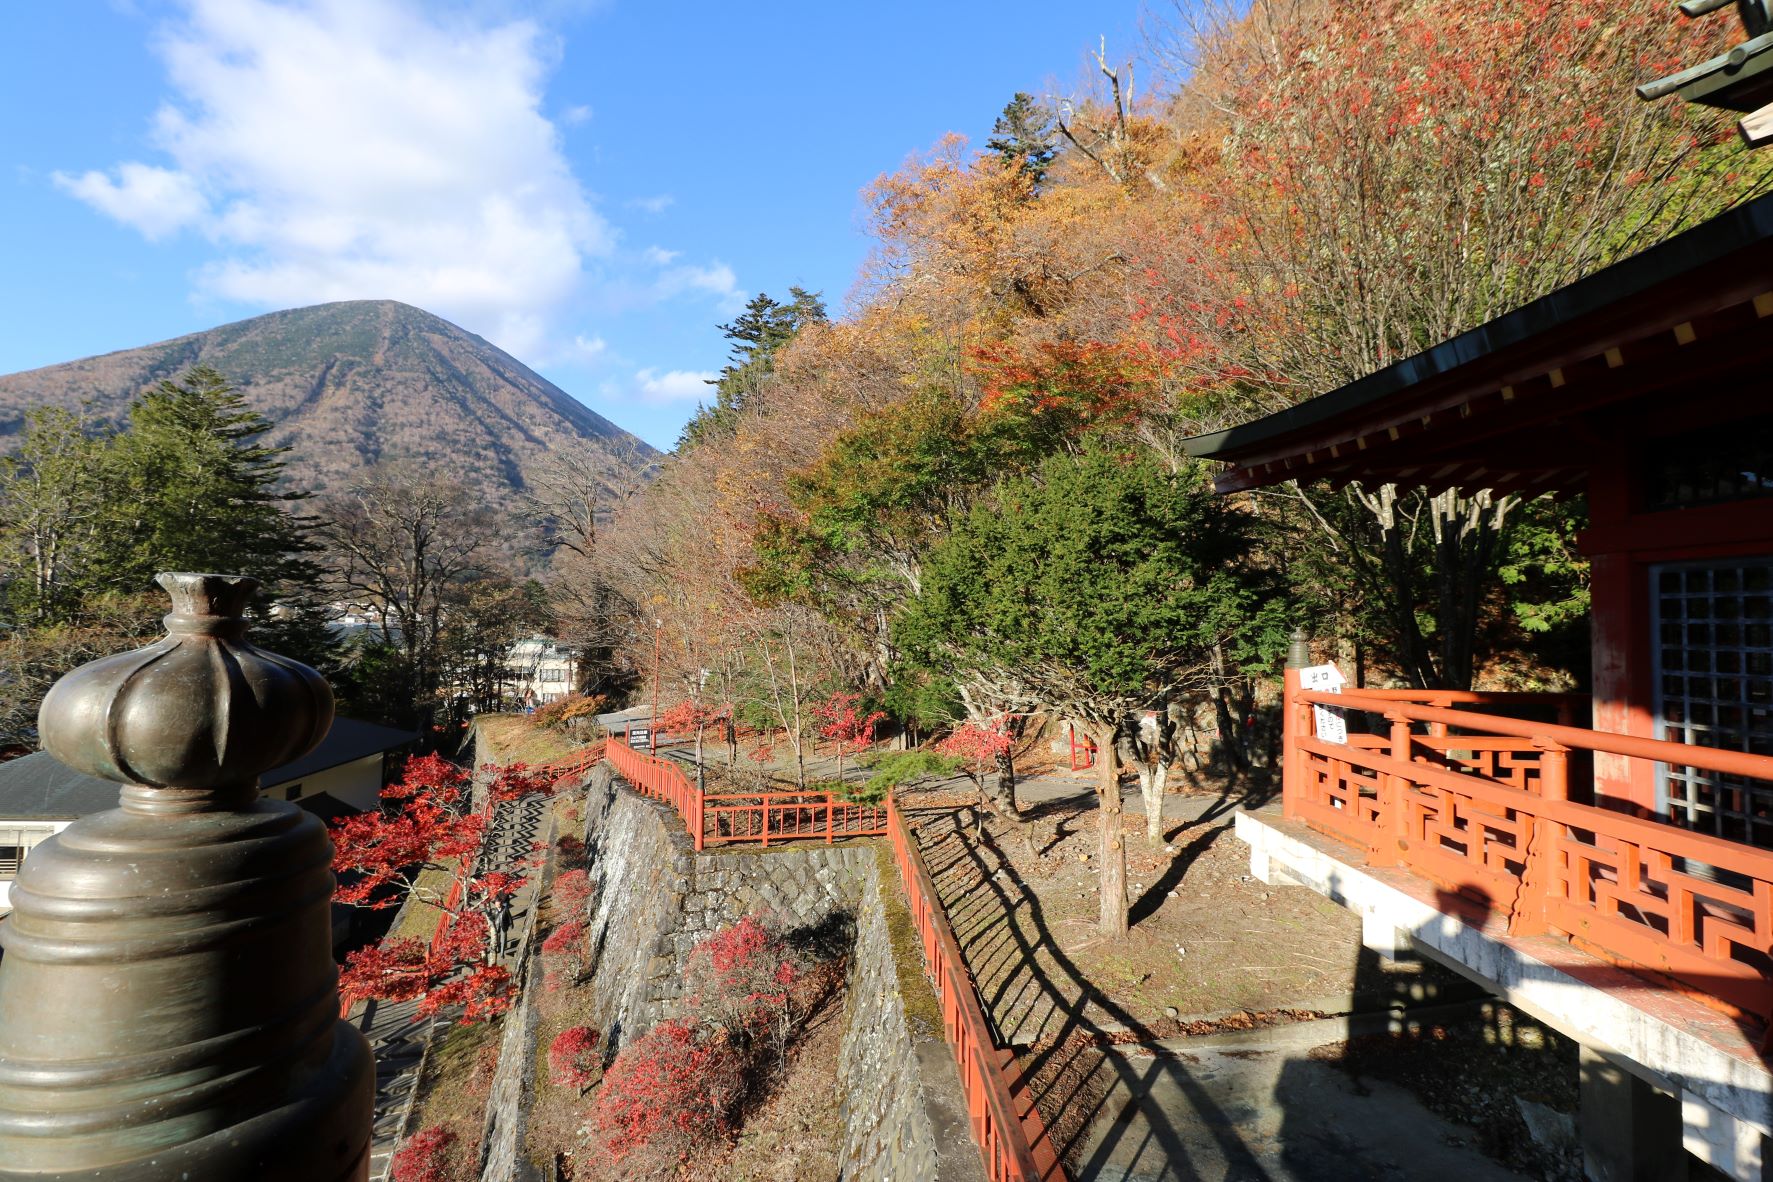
[809,691,885,781]
[389,1125,460,1182]
[657,698,731,791]
[330,754,545,1019]
[681,915,803,1058]
[547,1025,602,1093]
[591,1018,745,1176]
[936,720,1020,814]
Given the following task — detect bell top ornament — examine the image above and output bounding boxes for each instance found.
[37,572,332,800]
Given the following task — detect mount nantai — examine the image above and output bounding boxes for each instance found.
[0,300,660,504]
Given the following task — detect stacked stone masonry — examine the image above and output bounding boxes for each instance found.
[563,766,972,1182]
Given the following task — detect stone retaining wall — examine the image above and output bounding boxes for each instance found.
[476,810,556,1182]
[570,766,980,1181]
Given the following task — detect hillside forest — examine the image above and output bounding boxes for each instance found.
[586,0,1773,931]
[3,0,1772,934]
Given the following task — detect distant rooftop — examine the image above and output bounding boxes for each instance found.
[0,716,416,820]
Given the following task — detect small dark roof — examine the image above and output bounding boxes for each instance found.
[1182,191,1773,489]
[0,717,415,821]
[269,717,416,783]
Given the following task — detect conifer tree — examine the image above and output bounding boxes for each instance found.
[678,287,826,449]
[986,92,1057,189]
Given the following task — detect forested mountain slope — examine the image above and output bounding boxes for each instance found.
[0,299,658,504]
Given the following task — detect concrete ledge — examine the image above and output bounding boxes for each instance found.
[1236,806,1773,1163]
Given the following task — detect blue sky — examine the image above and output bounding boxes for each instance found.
[1,1,1148,450]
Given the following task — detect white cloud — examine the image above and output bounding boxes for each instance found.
[60,0,613,357]
[569,333,607,361]
[53,162,208,240]
[642,245,681,266]
[628,193,673,215]
[561,103,593,125]
[653,260,743,311]
[634,367,716,404]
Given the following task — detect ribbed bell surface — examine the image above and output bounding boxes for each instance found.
[0,573,374,1180]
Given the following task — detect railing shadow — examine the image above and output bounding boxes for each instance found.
[906,781,1279,1181]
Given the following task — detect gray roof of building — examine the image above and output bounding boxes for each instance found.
[0,717,416,821]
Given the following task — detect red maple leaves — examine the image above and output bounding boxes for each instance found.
[547,1025,602,1092]
[330,753,555,1022]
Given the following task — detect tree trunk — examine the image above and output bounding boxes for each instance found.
[1136,761,1168,844]
[1095,721,1127,937]
[990,746,1019,818]
[694,726,706,793]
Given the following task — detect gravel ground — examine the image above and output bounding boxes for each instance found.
[905,770,1584,1180]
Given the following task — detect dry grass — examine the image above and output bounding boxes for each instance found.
[906,775,1365,1044]
[391,864,461,943]
[679,992,848,1182]
[404,1015,502,1174]
[474,713,589,768]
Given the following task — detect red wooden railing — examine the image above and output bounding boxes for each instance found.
[1284,674,1773,1025]
[604,737,887,850]
[887,796,1055,1182]
[601,737,1056,1179]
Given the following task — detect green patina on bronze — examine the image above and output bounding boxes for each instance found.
[0,573,374,1181]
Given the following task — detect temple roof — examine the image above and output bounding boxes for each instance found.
[1182,192,1773,494]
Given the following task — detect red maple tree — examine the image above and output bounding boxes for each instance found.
[936,721,1012,784]
[389,1125,459,1182]
[809,692,886,781]
[330,754,546,1021]
[658,698,732,791]
[547,1025,602,1093]
[591,1018,745,1167]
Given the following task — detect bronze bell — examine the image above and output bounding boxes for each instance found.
[0,573,374,1180]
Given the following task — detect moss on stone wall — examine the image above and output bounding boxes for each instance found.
[874,842,943,1036]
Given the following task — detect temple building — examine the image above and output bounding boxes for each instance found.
[1185,191,1773,1179]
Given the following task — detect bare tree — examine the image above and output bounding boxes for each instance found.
[314,464,496,702]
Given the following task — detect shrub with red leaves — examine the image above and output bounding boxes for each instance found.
[539,919,587,989]
[552,868,592,913]
[683,915,800,1052]
[547,1024,602,1092]
[390,1125,458,1182]
[591,1018,743,1170]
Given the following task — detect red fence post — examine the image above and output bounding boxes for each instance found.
[1510,740,1568,937]
[1368,712,1412,867]
[1282,663,1306,822]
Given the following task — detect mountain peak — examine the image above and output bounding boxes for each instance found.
[0,303,657,508]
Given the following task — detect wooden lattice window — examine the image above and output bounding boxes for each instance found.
[1652,559,1773,847]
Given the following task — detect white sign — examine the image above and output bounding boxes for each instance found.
[1300,663,1348,745]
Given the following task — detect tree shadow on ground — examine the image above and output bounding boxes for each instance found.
[908,771,1280,1181]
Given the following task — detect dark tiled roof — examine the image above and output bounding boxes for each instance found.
[1182,191,1773,465]
[0,717,416,820]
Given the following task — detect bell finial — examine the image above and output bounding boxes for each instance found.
[38,572,333,798]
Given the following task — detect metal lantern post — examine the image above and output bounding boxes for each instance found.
[0,573,373,1180]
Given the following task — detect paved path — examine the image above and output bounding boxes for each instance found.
[1072,1019,1532,1182]
[358,789,553,1179]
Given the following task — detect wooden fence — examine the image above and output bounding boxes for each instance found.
[603,737,887,849]
[886,795,1058,1182]
[601,736,1059,1181]
[1286,677,1773,1026]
